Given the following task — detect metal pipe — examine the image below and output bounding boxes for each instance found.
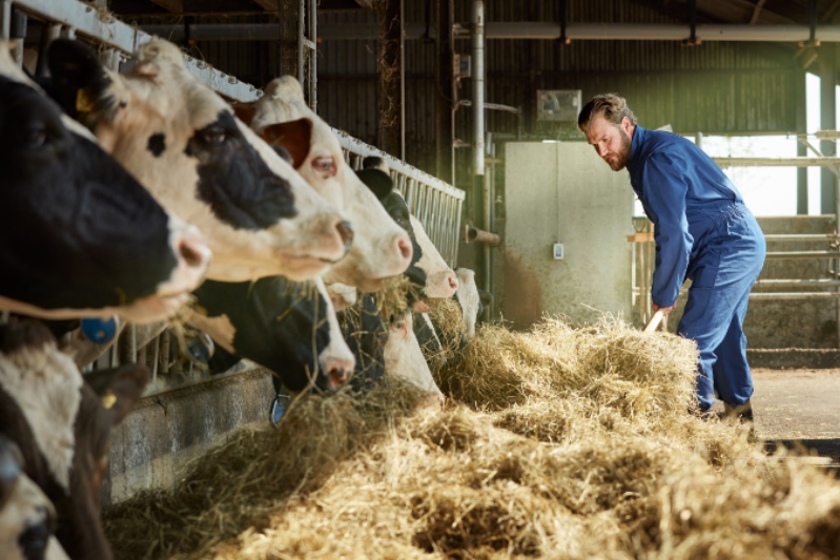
[765,251,840,259]
[764,233,840,241]
[310,0,317,113]
[465,225,500,246]
[1,0,10,39]
[757,279,840,286]
[749,292,840,300]
[133,22,840,43]
[297,0,304,85]
[714,156,840,167]
[471,0,484,177]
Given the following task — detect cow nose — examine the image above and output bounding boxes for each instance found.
[176,227,213,270]
[336,220,354,252]
[327,365,353,390]
[397,235,413,261]
[447,273,460,291]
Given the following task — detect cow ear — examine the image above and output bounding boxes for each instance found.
[230,101,258,126]
[259,118,313,169]
[83,364,150,426]
[356,168,395,200]
[46,38,110,119]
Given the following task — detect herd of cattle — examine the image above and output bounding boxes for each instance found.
[0,36,483,560]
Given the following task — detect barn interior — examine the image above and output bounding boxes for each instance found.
[4,0,840,557]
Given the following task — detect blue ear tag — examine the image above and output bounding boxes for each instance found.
[80,317,118,344]
[185,332,215,364]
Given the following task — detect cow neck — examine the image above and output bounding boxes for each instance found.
[0,339,81,491]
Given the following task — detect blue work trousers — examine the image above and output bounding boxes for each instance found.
[676,204,766,411]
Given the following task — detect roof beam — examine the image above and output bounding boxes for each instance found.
[251,0,279,10]
[150,0,183,13]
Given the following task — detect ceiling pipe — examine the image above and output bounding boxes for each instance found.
[135,22,840,43]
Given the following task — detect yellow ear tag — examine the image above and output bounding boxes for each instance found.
[101,390,117,410]
[76,88,95,113]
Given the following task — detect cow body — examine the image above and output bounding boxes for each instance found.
[189,276,354,393]
[0,42,211,323]
[233,76,414,291]
[0,320,148,560]
[47,39,350,283]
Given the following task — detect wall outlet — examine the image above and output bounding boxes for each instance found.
[553,243,564,260]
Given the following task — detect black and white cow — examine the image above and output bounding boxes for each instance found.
[358,157,459,306]
[0,42,211,324]
[188,276,355,393]
[0,319,149,560]
[46,38,351,283]
[0,434,68,560]
[231,76,415,291]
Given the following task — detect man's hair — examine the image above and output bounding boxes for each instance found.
[577,94,637,131]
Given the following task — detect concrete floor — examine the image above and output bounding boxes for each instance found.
[751,368,840,467]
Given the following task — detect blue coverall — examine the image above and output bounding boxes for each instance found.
[627,125,766,411]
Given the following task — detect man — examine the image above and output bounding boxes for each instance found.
[578,94,766,419]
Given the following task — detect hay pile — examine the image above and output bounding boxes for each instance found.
[104,316,840,559]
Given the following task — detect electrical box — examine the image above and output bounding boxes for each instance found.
[536,89,582,122]
[453,54,471,79]
[553,243,564,260]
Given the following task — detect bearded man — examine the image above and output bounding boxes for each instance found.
[578,94,766,419]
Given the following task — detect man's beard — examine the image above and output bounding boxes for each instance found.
[608,129,632,171]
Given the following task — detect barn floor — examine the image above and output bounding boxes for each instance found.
[751,368,840,471]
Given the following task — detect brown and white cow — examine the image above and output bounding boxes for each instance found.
[46,38,351,283]
[383,311,445,405]
[0,434,69,560]
[231,76,414,291]
[0,319,148,560]
[0,42,211,324]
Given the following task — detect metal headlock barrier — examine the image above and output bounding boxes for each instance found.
[5,0,466,386]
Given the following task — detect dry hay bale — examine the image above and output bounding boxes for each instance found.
[436,314,697,422]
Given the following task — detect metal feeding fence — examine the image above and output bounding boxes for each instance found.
[3,0,465,390]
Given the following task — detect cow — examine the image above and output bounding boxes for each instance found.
[0,41,211,324]
[46,38,352,283]
[358,157,459,307]
[454,267,482,338]
[0,434,69,560]
[188,276,355,394]
[230,76,414,291]
[0,319,149,560]
[384,311,444,405]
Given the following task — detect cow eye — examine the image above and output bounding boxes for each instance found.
[22,125,48,149]
[201,127,227,146]
[312,156,337,177]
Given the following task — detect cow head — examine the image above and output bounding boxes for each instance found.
[232,76,414,291]
[356,160,459,307]
[0,42,211,324]
[47,38,352,283]
[189,276,354,393]
[383,311,445,406]
[0,435,68,560]
[0,319,149,560]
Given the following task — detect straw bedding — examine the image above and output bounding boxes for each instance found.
[104,315,840,559]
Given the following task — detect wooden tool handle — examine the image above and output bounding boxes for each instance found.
[644,310,665,333]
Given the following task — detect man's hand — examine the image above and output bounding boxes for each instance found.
[652,303,677,316]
